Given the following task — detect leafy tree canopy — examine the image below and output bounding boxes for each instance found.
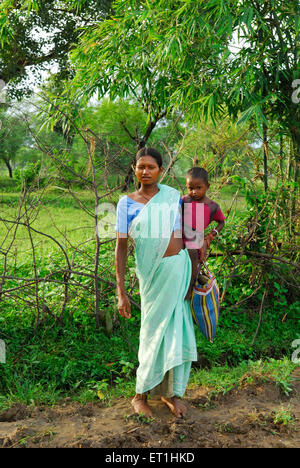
[0,0,112,98]
[69,0,299,156]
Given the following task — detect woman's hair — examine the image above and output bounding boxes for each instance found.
[186,167,209,184]
[135,146,163,168]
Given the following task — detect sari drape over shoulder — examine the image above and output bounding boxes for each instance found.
[129,184,197,396]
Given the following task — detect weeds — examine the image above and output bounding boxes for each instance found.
[124,413,154,425]
[272,405,298,431]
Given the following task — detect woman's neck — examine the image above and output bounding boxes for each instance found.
[139,183,159,195]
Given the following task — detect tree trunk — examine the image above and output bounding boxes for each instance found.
[263,124,268,192]
[291,127,300,184]
[279,135,283,181]
[121,164,135,192]
[3,157,13,178]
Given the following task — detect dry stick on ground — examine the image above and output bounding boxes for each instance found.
[209,250,300,269]
[1,272,95,300]
[83,130,102,327]
[226,284,263,311]
[0,194,25,296]
[251,284,268,346]
[210,188,240,278]
[24,202,42,330]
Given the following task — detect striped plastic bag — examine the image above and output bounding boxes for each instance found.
[190,262,219,343]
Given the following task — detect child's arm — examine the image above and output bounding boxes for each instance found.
[185,249,199,300]
[201,219,225,261]
[209,219,225,238]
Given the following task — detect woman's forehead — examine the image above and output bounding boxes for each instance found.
[136,156,159,166]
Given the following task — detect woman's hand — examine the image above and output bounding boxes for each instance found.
[118,293,132,319]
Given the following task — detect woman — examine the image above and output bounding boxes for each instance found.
[115,147,197,418]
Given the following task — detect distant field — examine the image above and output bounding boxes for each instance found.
[0,180,248,261]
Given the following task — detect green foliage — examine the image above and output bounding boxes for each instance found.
[176,116,253,179]
[14,160,42,190]
[0,0,113,97]
[0,107,30,177]
[68,0,297,126]
[190,358,298,398]
[68,0,299,187]
[0,303,140,408]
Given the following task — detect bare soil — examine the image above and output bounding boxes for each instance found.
[1,369,299,448]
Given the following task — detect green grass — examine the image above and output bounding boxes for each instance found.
[189,357,298,398]
[0,356,298,412]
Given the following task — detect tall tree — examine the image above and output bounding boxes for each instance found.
[68,0,299,186]
[0,0,112,97]
[67,0,229,188]
[0,108,29,177]
[177,117,253,180]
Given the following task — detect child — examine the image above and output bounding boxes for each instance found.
[182,167,225,299]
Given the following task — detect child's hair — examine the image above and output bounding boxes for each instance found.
[135,146,163,168]
[186,167,209,184]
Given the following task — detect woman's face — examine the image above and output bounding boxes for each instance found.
[135,156,163,185]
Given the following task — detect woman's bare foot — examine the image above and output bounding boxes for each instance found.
[161,396,187,418]
[131,394,153,418]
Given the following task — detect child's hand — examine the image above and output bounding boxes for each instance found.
[199,241,208,262]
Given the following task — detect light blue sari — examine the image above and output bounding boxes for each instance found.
[129,184,197,397]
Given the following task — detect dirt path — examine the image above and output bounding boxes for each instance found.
[1,370,299,448]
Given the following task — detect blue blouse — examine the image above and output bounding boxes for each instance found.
[115,195,183,234]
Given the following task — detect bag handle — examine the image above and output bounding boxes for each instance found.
[197,260,212,277]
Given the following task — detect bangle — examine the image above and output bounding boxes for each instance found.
[212,228,219,236]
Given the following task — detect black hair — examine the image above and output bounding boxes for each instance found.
[135,146,163,168]
[186,167,209,184]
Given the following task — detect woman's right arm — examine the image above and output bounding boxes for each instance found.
[115,233,132,319]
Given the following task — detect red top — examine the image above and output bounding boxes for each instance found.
[181,196,225,250]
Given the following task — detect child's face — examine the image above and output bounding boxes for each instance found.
[186,176,209,201]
